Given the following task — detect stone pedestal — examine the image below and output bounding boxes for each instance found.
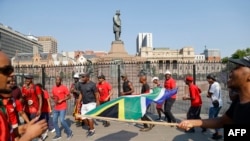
[108,40,128,55]
[94,40,146,62]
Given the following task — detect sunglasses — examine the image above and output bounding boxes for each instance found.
[0,65,14,76]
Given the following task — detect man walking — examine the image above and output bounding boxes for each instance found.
[96,74,113,127]
[21,74,43,120]
[78,73,100,136]
[163,70,177,123]
[182,76,203,133]
[51,76,73,140]
[120,74,134,96]
[70,73,81,122]
[206,74,223,139]
[139,75,154,132]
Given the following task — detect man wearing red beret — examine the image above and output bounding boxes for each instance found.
[182,75,203,133]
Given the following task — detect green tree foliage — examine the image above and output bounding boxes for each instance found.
[221,57,229,64]
[221,48,250,63]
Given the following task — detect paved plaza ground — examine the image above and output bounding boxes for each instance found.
[44,114,224,141]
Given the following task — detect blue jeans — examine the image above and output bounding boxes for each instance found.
[209,106,222,133]
[53,109,72,136]
[40,112,54,130]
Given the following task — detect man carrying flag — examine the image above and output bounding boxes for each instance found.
[139,75,155,132]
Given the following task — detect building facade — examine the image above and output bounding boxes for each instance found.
[140,46,195,62]
[38,36,58,53]
[203,48,221,61]
[0,23,43,58]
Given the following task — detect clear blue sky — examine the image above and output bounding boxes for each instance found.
[1,0,249,58]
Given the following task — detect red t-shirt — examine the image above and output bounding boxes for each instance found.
[22,84,42,114]
[164,77,177,98]
[41,90,50,112]
[52,85,69,110]
[0,111,10,141]
[97,81,112,102]
[189,84,202,107]
[3,98,23,126]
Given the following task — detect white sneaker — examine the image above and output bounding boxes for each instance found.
[50,128,55,133]
[41,130,48,140]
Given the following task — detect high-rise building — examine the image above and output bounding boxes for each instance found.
[0,23,43,58]
[38,36,57,53]
[136,33,153,54]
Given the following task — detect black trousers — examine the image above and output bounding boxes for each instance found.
[187,106,201,119]
[164,98,176,123]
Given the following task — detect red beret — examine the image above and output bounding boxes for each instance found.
[186,76,193,81]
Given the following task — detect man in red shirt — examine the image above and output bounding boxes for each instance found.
[3,96,30,141]
[182,76,203,133]
[96,74,113,127]
[163,70,177,123]
[51,76,73,140]
[0,50,47,141]
[36,83,54,140]
[21,74,43,120]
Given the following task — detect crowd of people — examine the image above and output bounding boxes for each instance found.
[1,48,250,140]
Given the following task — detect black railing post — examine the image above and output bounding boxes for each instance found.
[193,63,196,85]
[117,64,121,97]
[42,65,46,89]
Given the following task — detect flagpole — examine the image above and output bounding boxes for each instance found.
[76,114,179,127]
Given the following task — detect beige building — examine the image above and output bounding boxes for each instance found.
[12,52,75,67]
[38,36,58,53]
[140,46,195,62]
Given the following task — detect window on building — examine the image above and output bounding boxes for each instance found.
[159,60,163,69]
[145,61,150,70]
[165,60,170,69]
[173,60,177,69]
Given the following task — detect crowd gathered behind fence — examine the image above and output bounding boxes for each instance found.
[14,61,234,116]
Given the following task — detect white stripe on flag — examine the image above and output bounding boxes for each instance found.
[154,88,166,101]
[140,97,147,116]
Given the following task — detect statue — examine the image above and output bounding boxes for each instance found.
[113,10,121,41]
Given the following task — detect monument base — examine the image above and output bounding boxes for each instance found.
[108,40,128,55]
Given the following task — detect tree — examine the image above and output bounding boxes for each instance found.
[221,48,250,63]
[231,48,250,59]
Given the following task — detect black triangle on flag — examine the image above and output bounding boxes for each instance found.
[97,103,119,118]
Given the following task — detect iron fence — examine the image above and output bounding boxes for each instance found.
[14,61,232,116]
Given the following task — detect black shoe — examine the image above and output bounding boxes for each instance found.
[201,128,207,133]
[212,134,222,140]
[139,127,152,132]
[52,135,62,141]
[104,122,110,127]
[185,128,195,133]
[149,124,155,129]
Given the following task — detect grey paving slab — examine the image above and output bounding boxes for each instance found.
[44,114,224,141]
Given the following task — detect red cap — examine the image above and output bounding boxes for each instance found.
[185,76,193,81]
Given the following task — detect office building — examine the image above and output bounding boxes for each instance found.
[136,33,153,54]
[38,36,57,53]
[0,23,43,58]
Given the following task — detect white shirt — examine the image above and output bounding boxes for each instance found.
[209,81,223,107]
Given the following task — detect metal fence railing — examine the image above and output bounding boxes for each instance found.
[14,61,232,116]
